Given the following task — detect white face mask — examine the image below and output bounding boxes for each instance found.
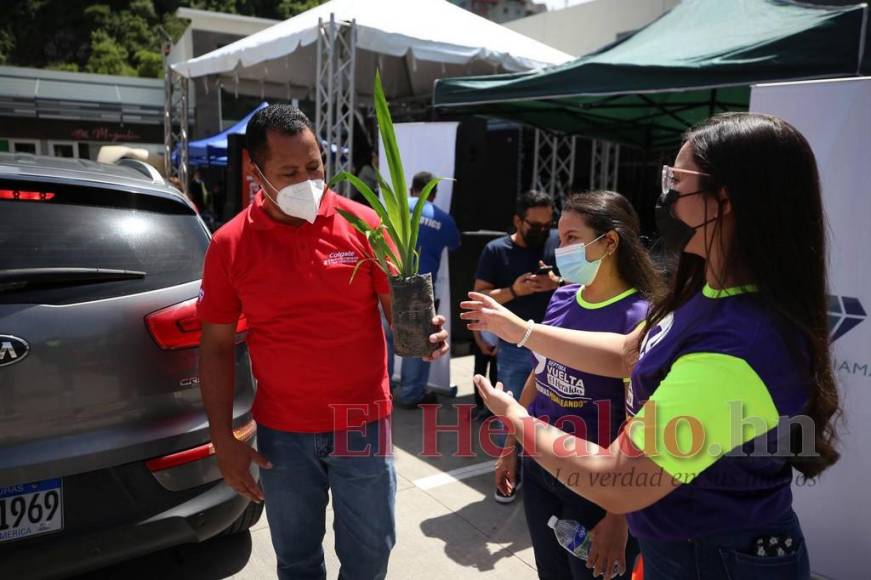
[255,165,325,224]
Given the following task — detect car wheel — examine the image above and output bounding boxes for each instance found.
[219,500,264,536]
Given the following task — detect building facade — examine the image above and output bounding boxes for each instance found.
[504,0,679,57]
[449,0,546,24]
[0,66,164,160]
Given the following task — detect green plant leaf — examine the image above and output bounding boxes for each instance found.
[349,257,374,285]
[373,170,403,244]
[374,70,410,262]
[329,171,401,248]
[336,209,400,276]
[369,229,401,277]
[367,222,402,275]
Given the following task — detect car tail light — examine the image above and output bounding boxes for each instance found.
[145,419,257,472]
[0,189,56,201]
[145,297,248,350]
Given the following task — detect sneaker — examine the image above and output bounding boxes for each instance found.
[419,392,439,405]
[494,480,522,504]
[395,392,439,409]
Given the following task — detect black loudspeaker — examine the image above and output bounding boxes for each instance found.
[224,133,246,221]
[448,119,523,348]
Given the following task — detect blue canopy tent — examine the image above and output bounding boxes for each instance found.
[174,100,350,167]
[175,101,269,167]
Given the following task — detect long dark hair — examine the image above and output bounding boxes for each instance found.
[563,191,664,301]
[644,112,840,478]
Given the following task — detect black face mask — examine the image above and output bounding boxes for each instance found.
[523,226,550,248]
[654,189,717,253]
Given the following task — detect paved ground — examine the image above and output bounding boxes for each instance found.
[76,355,541,580]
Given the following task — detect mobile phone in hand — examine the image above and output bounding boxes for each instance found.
[535,265,554,276]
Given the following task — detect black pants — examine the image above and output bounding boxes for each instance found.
[522,457,639,580]
[472,340,497,410]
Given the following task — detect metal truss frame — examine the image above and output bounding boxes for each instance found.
[317,15,357,194]
[532,129,576,203]
[162,40,189,195]
[589,139,620,192]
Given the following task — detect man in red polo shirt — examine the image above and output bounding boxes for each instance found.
[197,105,448,580]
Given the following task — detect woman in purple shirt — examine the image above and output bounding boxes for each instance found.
[495,191,661,579]
[462,113,840,580]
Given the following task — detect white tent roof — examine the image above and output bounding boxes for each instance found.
[171,0,572,99]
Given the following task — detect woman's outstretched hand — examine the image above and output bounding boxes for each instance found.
[473,374,528,422]
[460,292,527,344]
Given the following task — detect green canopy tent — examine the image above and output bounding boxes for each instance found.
[433,0,870,149]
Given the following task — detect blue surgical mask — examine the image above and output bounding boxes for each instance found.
[554,233,607,286]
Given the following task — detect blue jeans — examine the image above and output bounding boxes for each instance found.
[638,509,809,580]
[494,340,534,448]
[396,357,432,405]
[383,315,395,382]
[522,457,639,580]
[257,418,397,580]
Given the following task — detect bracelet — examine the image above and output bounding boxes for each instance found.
[516,319,535,348]
[508,284,518,299]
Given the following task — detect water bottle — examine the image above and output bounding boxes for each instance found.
[548,515,592,560]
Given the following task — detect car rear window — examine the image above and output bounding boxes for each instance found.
[0,179,210,305]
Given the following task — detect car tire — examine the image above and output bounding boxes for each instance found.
[219,500,264,536]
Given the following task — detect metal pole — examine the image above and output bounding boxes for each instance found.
[217,81,223,131]
[611,143,620,190]
[549,133,558,198]
[326,14,337,180]
[532,129,541,189]
[160,31,173,178]
[163,69,173,179]
[316,17,324,142]
[179,76,189,196]
[346,20,357,189]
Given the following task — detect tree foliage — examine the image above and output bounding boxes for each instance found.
[4,0,327,77]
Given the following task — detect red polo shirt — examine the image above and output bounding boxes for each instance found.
[197,189,392,432]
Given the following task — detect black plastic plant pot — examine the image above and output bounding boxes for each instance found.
[390,273,437,358]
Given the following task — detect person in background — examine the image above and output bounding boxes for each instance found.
[390,171,461,408]
[499,191,661,579]
[474,189,562,503]
[189,168,208,212]
[354,149,380,207]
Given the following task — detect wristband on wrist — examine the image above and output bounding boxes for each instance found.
[516,319,535,348]
[508,284,518,299]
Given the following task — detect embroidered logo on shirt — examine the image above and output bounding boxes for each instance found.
[323,251,359,266]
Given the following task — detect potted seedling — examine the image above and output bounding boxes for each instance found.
[329,71,443,358]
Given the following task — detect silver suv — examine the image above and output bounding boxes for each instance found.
[0,154,259,579]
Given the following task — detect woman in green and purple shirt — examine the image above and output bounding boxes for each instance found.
[462,113,840,579]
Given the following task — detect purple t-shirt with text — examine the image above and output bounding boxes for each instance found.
[529,285,648,447]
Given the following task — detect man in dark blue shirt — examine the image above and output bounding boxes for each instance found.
[474,189,562,503]
[393,172,461,408]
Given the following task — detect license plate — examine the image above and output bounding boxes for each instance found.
[0,479,63,543]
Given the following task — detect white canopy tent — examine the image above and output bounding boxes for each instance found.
[171,0,571,98]
[164,0,572,185]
